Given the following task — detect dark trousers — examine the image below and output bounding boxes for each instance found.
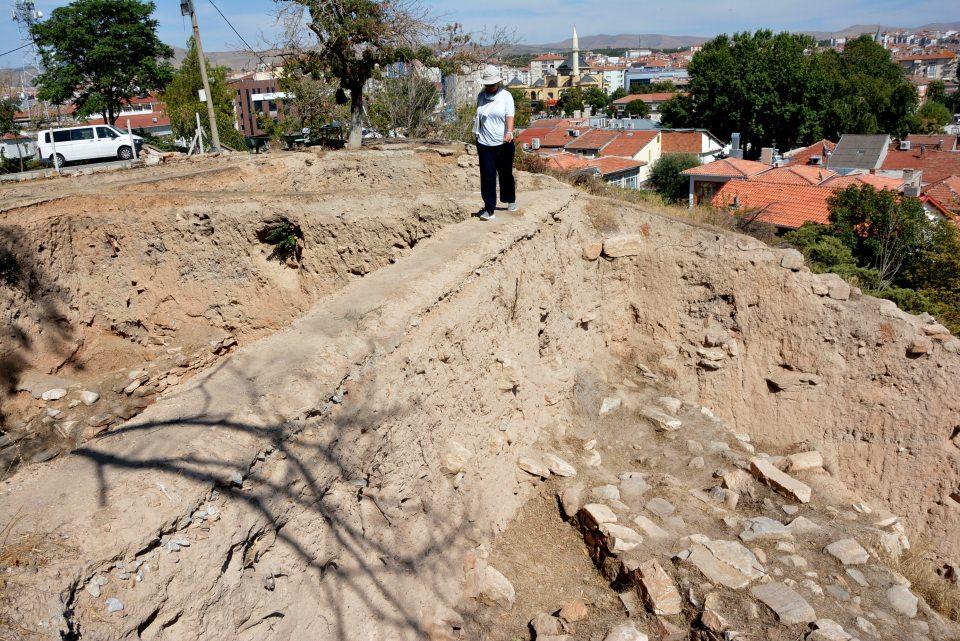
[477,141,516,213]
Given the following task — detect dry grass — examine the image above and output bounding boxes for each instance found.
[0,509,69,639]
[874,537,960,623]
[514,149,783,246]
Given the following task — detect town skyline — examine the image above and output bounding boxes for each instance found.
[1,0,959,67]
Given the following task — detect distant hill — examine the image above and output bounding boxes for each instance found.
[514,21,960,54]
[170,45,287,72]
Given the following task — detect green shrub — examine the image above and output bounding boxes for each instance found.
[261,222,301,262]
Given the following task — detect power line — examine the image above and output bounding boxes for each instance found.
[205,0,269,68]
[0,43,33,59]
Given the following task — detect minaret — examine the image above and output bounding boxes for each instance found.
[572,26,580,79]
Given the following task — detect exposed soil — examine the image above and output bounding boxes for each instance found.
[0,144,957,641]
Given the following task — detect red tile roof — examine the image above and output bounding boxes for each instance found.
[661,130,701,154]
[905,134,958,151]
[682,157,771,178]
[751,165,837,186]
[896,51,956,61]
[516,126,585,148]
[541,152,593,171]
[783,139,836,166]
[598,130,658,158]
[539,151,644,177]
[880,147,960,185]
[588,156,646,175]
[712,181,834,229]
[924,175,960,212]
[564,128,621,151]
[821,173,903,190]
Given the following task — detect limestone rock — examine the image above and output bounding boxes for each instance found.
[441,442,472,475]
[593,485,621,501]
[780,249,805,271]
[632,514,669,540]
[600,397,622,415]
[80,390,100,406]
[750,582,816,625]
[642,408,682,432]
[582,241,602,261]
[479,565,515,608]
[41,388,67,401]
[602,235,643,258]
[601,523,643,554]
[750,457,812,503]
[518,456,551,479]
[635,559,682,615]
[645,497,675,519]
[740,516,793,542]
[657,396,683,414]
[684,542,754,589]
[825,539,870,565]
[558,598,588,623]
[580,503,617,527]
[543,453,577,477]
[602,621,648,641]
[559,485,585,519]
[530,612,563,637]
[885,584,918,618]
[787,451,823,472]
[807,618,852,641]
[907,336,933,356]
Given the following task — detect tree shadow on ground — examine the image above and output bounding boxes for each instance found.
[53,351,469,641]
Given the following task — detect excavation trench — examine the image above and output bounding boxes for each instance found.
[0,147,957,640]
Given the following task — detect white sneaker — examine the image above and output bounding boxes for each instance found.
[507,202,518,212]
[479,211,495,221]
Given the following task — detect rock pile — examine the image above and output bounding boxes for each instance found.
[482,380,957,641]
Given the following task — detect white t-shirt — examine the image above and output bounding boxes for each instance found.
[474,89,515,147]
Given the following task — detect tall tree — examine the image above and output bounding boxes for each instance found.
[30,0,173,124]
[0,98,16,135]
[583,86,609,114]
[648,154,700,202]
[682,30,830,157]
[367,71,439,137]
[623,98,649,118]
[162,37,243,149]
[278,2,499,149]
[819,36,917,139]
[926,80,947,106]
[507,87,532,128]
[827,185,928,286]
[556,86,585,116]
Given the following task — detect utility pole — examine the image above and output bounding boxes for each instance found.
[180,0,221,152]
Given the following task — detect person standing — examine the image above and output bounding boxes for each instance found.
[473,65,518,221]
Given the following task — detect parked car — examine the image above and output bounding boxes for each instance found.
[37,125,143,166]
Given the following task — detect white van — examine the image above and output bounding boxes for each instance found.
[37,125,143,166]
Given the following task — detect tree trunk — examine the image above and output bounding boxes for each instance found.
[348,86,363,150]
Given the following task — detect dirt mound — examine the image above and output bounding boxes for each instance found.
[0,146,957,641]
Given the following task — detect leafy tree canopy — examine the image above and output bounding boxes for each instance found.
[623,99,649,118]
[507,87,532,127]
[31,0,173,124]
[556,87,585,116]
[914,100,951,134]
[648,153,699,202]
[0,98,16,135]
[677,31,917,156]
[162,37,243,149]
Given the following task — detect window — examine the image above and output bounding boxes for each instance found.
[71,128,94,141]
[96,126,119,140]
[50,130,71,143]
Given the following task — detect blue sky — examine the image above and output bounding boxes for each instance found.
[2,0,958,67]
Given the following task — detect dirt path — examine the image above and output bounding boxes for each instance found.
[1,147,958,641]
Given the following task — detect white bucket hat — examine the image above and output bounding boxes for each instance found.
[480,64,503,85]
